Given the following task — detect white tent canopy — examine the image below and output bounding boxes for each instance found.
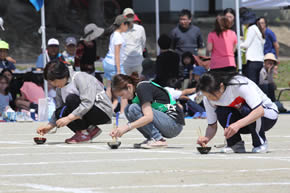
[242,0,290,9]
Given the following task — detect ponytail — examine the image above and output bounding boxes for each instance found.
[112,72,140,92]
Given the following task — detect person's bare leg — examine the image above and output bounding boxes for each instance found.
[105,80,112,100]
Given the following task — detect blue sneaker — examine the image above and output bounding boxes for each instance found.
[200,112,207,119]
[193,112,201,119]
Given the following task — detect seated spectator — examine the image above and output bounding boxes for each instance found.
[259,53,277,102]
[0,40,16,72]
[1,69,21,109]
[15,73,45,112]
[181,52,195,89]
[0,74,12,116]
[153,34,180,87]
[36,38,63,70]
[62,37,77,66]
[75,23,104,73]
[166,78,206,119]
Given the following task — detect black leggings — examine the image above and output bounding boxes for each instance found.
[216,106,277,147]
[54,94,111,132]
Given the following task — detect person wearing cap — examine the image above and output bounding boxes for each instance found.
[0,40,16,72]
[122,8,146,76]
[35,38,63,71]
[62,37,77,66]
[259,53,278,102]
[240,12,265,85]
[75,23,104,73]
[103,15,129,118]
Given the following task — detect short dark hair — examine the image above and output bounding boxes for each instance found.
[179,9,192,19]
[0,74,9,95]
[181,51,195,66]
[158,34,171,50]
[44,60,69,81]
[167,78,182,89]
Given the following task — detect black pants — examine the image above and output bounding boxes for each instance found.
[246,61,263,85]
[216,106,277,147]
[210,66,237,73]
[54,94,111,132]
[259,83,276,102]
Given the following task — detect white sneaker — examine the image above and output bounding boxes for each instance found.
[252,141,268,153]
[221,140,246,153]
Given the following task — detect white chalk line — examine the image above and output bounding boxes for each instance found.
[0,155,290,166]
[0,168,290,178]
[0,183,100,193]
[90,182,290,190]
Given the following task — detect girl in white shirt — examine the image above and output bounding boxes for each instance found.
[197,71,278,153]
[103,15,129,117]
[241,19,265,85]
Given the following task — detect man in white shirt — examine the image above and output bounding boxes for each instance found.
[122,8,146,76]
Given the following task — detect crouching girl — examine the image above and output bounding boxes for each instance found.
[37,60,112,143]
[110,73,185,149]
[197,72,278,153]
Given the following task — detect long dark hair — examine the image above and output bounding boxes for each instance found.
[214,15,232,37]
[256,17,266,39]
[0,74,9,95]
[112,72,140,92]
[197,71,246,95]
[44,60,70,81]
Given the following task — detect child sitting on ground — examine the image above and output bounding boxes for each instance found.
[181,52,195,89]
[0,40,16,72]
[0,75,12,116]
[165,78,206,119]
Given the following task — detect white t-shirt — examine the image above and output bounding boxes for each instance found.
[203,76,278,125]
[104,31,126,65]
[164,87,182,100]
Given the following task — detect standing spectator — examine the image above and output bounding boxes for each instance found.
[103,15,129,118]
[122,8,146,76]
[0,40,16,72]
[36,38,63,71]
[153,34,180,87]
[207,15,237,72]
[62,37,77,66]
[181,52,195,89]
[240,12,265,84]
[257,17,280,58]
[170,9,204,56]
[75,24,104,73]
[224,8,236,33]
[259,53,277,102]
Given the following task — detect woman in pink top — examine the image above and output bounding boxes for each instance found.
[207,15,237,72]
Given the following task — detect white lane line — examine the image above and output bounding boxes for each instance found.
[91,182,290,190]
[0,156,290,166]
[1,168,290,177]
[0,183,100,193]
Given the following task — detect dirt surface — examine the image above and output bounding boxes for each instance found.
[0,115,290,193]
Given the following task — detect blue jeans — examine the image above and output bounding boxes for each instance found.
[125,104,183,140]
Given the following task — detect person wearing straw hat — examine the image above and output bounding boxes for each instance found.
[103,15,130,118]
[75,23,104,73]
[122,8,146,76]
[0,40,16,72]
[259,53,278,102]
